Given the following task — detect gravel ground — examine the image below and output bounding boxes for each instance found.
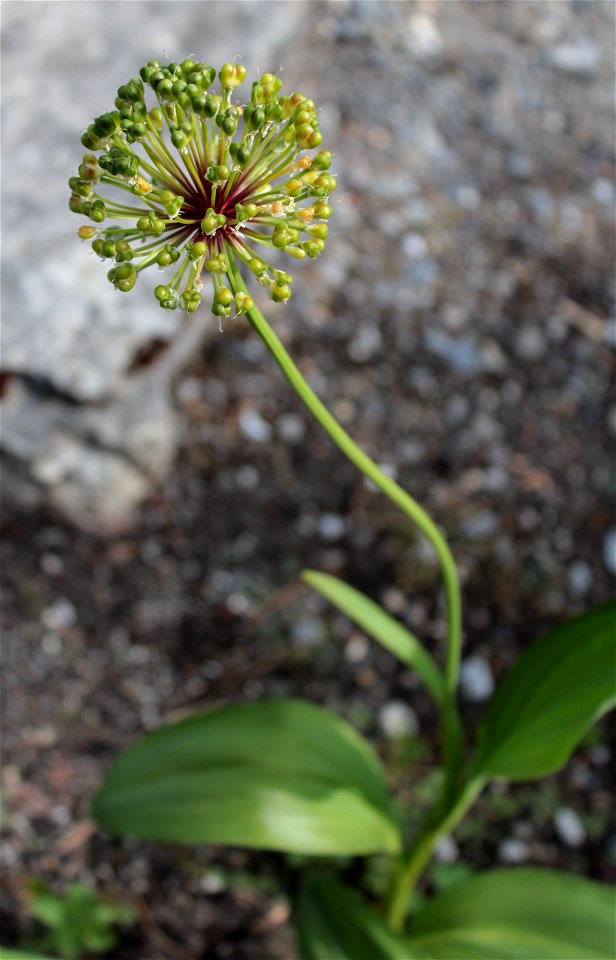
[1,2,615,958]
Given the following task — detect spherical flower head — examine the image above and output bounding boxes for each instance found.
[68,60,336,318]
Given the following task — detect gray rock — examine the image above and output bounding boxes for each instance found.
[0,0,307,532]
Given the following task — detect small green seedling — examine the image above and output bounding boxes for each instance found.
[22,881,134,959]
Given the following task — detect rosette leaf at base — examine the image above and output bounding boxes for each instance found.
[69,60,335,318]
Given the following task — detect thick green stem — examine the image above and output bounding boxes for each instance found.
[226,252,464,771]
[385,777,485,932]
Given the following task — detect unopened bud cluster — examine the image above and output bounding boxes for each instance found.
[69,60,336,317]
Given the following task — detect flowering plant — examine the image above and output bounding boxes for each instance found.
[70,62,614,959]
[69,59,333,319]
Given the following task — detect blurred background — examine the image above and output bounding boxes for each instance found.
[1,1,615,957]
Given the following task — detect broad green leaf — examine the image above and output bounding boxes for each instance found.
[296,872,425,960]
[93,699,401,856]
[0,952,59,960]
[408,868,615,959]
[302,570,445,705]
[472,601,616,780]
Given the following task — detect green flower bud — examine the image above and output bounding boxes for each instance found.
[313,173,336,195]
[181,288,202,313]
[102,240,116,258]
[204,95,219,117]
[201,208,226,235]
[212,301,230,318]
[187,241,207,260]
[108,263,136,292]
[234,292,255,313]
[205,253,229,273]
[311,150,332,170]
[247,106,265,131]
[307,223,328,240]
[300,239,325,259]
[215,286,233,307]
[69,195,83,213]
[314,201,333,219]
[171,129,189,149]
[206,163,230,183]
[154,284,171,301]
[81,125,101,150]
[219,62,246,89]
[93,112,118,138]
[90,204,106,223]
[260,72,282,101]
[247,257,267,276]
[157,78,174,100]
[270,282,291,302]
[285,179,303,198]
[92,238,105,255]
[78,225,96,239]
[285,245,307,259]
[149,106,164,129]
[191,94,208,116]
[272,225,290,249]
[235,202,258,222]
[236,144,251,166]
[221,115,237,136]
[68,177,92,198]
[115,240,134,261]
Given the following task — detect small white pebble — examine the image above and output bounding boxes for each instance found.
[567,560,593,597]
[402,232,428,260]
[459,656,494,702]
[345,633,369,664]
[292,618,326,648]
[603,528,616,575]
[276,412,305,444]
[378,701,418,739]
[41,598,76,630]
[434,834,459,864]
[318,513,346,541]
[235,465,260,490]
[554,807,586,848]
[239,408,272,443]
[498,838,531,864]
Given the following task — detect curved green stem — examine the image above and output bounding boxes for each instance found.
[384,777,485,932]
[225,252,464,770]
